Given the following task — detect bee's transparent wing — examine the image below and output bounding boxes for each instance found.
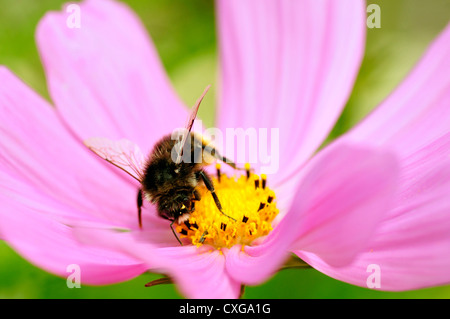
[174,85,211,164]
[84,137,145,182]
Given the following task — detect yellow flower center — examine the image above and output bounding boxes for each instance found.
[176,164,279,249]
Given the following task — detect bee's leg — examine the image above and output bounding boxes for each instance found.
[202,144,250,173]
[195,135,247,172]
[137,189,143,229]
[199,230,208,244]
[193,189,201,201]
[170,220,183,246]
[197,171,236,222]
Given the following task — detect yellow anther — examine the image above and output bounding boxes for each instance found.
[261,174,267,189]
[245,163,251,179]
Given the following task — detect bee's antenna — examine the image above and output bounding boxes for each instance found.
[199,230,208,244]
[170,220,183,245]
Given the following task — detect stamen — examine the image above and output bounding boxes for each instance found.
[245,162,251,180]
[261,174,267,189]
[258,202,266,211]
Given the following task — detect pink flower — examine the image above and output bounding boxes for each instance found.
[1,0,449,298]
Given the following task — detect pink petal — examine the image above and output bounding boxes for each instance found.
[74,228,241,298]
[344,23,450,160]
[154,246,241,299]
[309,23,450,291]
[36,0,187,153]
[215,0,366,187]
[0,67,140,227]
[0,177,147,285]
[0,67,164,283]
[225,142,399,285]
[298,133,450,291]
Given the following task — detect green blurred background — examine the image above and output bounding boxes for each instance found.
[0,0,449,298]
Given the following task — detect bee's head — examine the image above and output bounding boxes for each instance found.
[157,190,194,221]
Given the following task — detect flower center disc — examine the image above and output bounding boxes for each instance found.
[176,165,279,249]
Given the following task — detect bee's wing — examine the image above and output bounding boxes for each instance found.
[84,137,145,182]
[174,85,211,164]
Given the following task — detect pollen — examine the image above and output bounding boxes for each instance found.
[176,166,279,249]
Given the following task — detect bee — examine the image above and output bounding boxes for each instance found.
[84,86,240,244]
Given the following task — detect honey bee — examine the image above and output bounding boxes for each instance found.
[84,86,240,244]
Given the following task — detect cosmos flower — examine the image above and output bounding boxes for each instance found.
[1,0,449,298]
